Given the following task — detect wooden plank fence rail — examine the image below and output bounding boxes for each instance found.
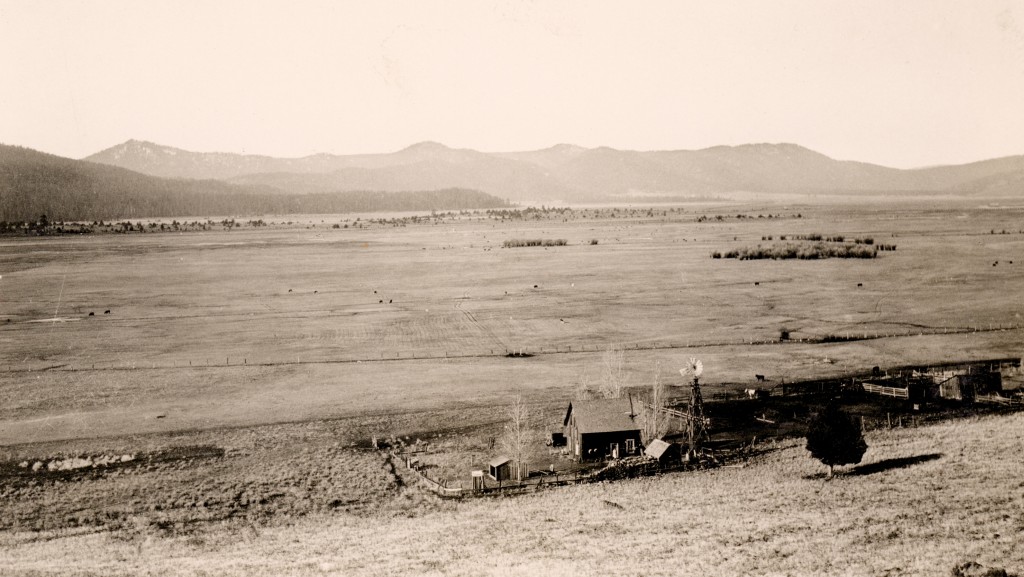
[975,393,1021,406]
[862,383,910,399]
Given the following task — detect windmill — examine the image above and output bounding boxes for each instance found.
[680,357,710,459]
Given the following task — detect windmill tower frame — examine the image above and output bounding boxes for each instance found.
[680,358,710,458]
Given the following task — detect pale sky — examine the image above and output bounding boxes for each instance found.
[1,1,1023,168]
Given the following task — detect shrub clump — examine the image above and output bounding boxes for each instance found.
[713,243,877,260]
[503,238,568,248]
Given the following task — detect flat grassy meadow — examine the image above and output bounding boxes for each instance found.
[1,201,1022,445]
[1,198,1023,575]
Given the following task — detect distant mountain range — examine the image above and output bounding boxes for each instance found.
[3,139,1022,222]
[85,139,1024,201]
[0,144,508,222]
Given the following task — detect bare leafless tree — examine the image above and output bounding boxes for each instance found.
[638,365,669,444]
[573,371,595,400]
[499,395,533,481]
[599,345,628,398]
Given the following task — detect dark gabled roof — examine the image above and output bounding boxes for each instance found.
[644,439,675,459]
[564,397,640,434]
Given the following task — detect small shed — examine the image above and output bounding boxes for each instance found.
[644,439,680,464]
[488,456,512,481]
[471,470,485,491]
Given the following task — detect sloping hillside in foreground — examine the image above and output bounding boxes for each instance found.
[4,412,1022,576]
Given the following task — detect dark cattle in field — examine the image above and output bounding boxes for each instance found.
[857,283,863,287]
[88,312,94,316]
[754,282,759,286]
[755,374,766,382]
[104,310,110,314]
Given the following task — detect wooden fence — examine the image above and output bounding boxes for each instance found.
[386,448,611,498]
[862,383,910,399]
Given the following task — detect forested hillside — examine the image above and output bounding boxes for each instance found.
[0,145,508,222]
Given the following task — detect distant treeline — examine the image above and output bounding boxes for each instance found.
[0,144,509,221]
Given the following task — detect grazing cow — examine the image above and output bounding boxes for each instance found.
[88,312,94,316]
[389,299,392,304]
[754,282,760,286]
[857,283,863,287]
[288,289,292,292]
[379,299,383,303]
[104,310,110,314]
[314,290,318,294]
[755,374,766,382]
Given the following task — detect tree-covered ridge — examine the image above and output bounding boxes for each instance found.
[0,144,509,221]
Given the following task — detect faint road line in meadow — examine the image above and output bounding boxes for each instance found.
[3,324,1022,375]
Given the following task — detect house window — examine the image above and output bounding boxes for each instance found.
[626,439,636,454]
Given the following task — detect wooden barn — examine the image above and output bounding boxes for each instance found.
[563,398,642,462]
[936,372,1002,402]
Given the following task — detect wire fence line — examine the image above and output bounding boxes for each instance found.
[3,323,1022,375]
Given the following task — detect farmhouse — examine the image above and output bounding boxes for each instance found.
[563,398,643,462]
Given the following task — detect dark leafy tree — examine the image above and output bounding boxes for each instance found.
[806,403,867,478]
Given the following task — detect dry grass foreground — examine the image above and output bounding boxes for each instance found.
[3,412,1021,576]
